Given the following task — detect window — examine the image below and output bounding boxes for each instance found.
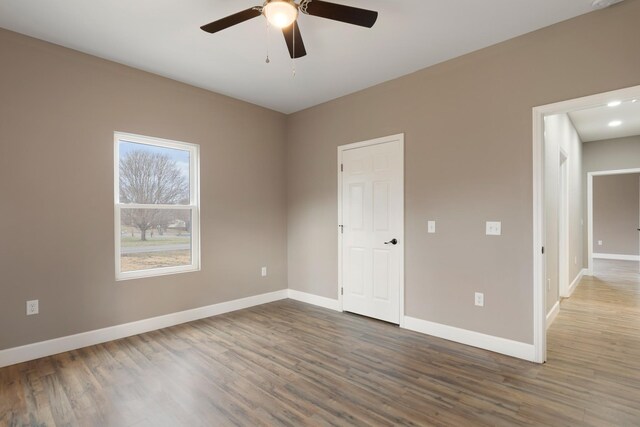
[114,132,200,280]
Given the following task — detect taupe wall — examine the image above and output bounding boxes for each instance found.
[3,1,640,352]
[0,29,288,350]
[286,1,640,344]
[544,114,583,314]
[582,135,640,261]
[593,174,640,256]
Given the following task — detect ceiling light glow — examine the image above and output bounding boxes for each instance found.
[264,0,298,29]
[608,120,622,127]
[607,100,622,107]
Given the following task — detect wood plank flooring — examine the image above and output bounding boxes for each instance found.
[1,259,640,426]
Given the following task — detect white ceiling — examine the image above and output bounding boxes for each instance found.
[0,0,601,113]
[569,99,640,142]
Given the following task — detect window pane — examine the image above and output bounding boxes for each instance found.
[120,208,192,273]
[119,141,190,205]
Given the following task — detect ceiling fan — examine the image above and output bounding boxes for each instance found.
[200,0,378,59]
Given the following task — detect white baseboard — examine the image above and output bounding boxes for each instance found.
[1,288,536,368]
[0,289,288,368]
[593,253,640,261]
[402,316,536,362]
[546,301,560,330]
[287,291,535,362]
[287,289,341,311]
[567,268,587,296]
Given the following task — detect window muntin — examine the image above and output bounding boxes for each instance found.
[115,133,199,280]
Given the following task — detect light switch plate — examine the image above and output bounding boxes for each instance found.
[427,220,436,234]
[486,221,502,236]
[474,292,484,307]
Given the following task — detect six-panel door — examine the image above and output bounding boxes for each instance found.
[342,140,402,324]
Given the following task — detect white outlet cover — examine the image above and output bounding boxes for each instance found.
[427,220,436,233]
[261,267,267,277]
[598,240,603,245]
[486,221,502,236]
[474,292,484,307]
[26,299,39,315]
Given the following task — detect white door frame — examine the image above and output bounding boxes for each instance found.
[588,168,640,269]
[337,133,405,327]
[532,84,640,363]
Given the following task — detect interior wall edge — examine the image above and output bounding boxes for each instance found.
[546,301,560,330]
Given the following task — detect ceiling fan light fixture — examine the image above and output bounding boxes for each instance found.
[264,0,298,29]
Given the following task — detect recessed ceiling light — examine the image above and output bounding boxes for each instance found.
[607,100,622,107]
[609,120,622,127]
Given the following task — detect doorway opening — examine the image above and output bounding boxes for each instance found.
[588,169,640,272]
[533,84,640,363]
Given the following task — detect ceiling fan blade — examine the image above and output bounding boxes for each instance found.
[302,0,378,28]
[200,7,262,34]
[282,21,307,59]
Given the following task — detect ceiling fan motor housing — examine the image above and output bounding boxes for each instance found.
[201,0,378,60]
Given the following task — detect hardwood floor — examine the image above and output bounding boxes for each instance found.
[1,260,639,426]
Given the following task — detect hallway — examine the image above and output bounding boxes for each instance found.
[546,259,640,425]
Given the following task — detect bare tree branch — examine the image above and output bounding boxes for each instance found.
[120,150,189,240]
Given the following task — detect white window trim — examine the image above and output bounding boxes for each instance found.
[114,132,201,281]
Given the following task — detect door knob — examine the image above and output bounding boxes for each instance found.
[384,238,398,245]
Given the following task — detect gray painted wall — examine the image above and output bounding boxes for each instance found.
[0,29,288,351]
[3,1,640,352]
[583,135,640,261]
[593,174,640,256]
[286,1,640,344]
[544,114,583,314]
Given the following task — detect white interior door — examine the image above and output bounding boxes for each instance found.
[340,137,403,324]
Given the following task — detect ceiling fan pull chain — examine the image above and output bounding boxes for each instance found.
[265,20,271,64]
[292,21,296,77]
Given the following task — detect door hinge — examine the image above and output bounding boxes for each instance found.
[341,287,344,295]
[339,225,344,234]
[340,163,343,172]
[542,246,545,254]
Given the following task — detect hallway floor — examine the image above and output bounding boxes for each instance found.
[546,259,640,425]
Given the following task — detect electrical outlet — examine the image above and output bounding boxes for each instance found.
[427,220,436,234]
[598,240,603,246]
[547,279,551,291]
[26,300,39,316]
[474,292,484,307]
[261,267,267,277]
[486,221,502,236]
